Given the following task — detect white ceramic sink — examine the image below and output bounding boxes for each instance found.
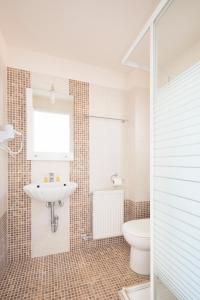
[23,182,77,203]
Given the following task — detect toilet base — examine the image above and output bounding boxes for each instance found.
[130,246,150,275]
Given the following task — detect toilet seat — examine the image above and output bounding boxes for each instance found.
[123,219,150,238]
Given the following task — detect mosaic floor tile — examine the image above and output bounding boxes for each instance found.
[0,242,149,299]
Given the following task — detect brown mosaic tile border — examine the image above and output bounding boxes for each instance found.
[69,79,90,250]
[7,68,31,262]
[124,199,131,222]
[0,212,7,278]
[135,201,150,219]
[124,200,150,221]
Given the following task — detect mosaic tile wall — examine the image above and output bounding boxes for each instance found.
[124,200,150,221]
[124,199,131,222]
[6,71,150,260]
[69,79,90,250]
[7,68,31,262]
[135,201,150,219]
[0,212,7,277]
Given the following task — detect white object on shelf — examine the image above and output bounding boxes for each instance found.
[111,173,123,187]
[0,124,23,156]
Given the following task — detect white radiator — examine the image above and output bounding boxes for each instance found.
[92,190,124,239]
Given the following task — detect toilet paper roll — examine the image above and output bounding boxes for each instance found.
[111,174,123,187]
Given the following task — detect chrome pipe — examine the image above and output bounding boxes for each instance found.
[47,202,59,233]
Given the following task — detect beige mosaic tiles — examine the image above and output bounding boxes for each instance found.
[124,200,131,222]
[69,79,90,251]
[7,68,31,262]
[0,212,7,277]
[135,201,150,219]
[124,200,150,222]
[0,242,149,300]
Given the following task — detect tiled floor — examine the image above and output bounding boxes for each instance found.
[0,242,149,300]
[155,278,177,300]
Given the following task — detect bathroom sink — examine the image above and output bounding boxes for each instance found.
[23,182,78,203]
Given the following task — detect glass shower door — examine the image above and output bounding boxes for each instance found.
[153,0,200,299]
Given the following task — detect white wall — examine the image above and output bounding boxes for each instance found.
[89,84,150,203]
[89,84,130,197]
[127,69,149,90]
[7,46,129,90]
[0,31,7,219]
[31,161,70,257]
[128,87,150,202]
[31,72,70,257]
[158,39,200,87]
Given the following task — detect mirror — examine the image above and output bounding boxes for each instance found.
[26,88,74,161]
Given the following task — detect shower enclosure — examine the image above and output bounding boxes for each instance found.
[152,0,200,299]
[122,0,200,298]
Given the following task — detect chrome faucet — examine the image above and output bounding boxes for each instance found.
[49,172,55,183]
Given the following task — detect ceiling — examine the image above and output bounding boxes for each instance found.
[157,0,200,69]
[127,0,200,72]
[0,0,159,71]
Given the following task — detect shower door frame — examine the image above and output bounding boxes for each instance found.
[122,1,174,299]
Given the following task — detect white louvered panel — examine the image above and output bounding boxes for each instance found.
[154,89,200,114]
[154,123,200,140]
[154,144,200,157]
[154,115,200,135]
[155,210,200,239]
[154,177,200,201]
[155,241,200,283]
[154,63,200,106]
[154,95,200,117]
[154,134,200,149]
[154,156,200,167]
[154,61,200,299]
[154,108,200,130]
[154,166,200,182]
[154,226,200,261]
[155,218,200,251]
[155,101,200,125]
[154,191,200,215]
[155,251,199,298]
[155,202,200,228]
[92,190,124,239]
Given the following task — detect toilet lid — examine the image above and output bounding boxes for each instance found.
[123,218,150,238]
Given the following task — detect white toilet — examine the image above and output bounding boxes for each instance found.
[122,218,150,275]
